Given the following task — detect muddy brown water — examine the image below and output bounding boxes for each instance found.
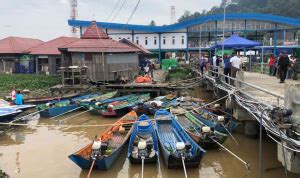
[0,89,299,178]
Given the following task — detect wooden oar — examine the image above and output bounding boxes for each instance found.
[181,156,188,178]
[87,160,95,178]
[141,156,145,178]
[210,137,250,170]
[220,123,239,145]
[59,108,93,123]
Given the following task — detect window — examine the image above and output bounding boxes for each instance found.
[163,37,166,45]
[85,53,93,61]
[172,36,175,45]
[154,37,157,45]
[145,37,148,45]
[181,36,185,45]
[136,37,139,44]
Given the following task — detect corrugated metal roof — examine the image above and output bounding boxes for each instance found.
[29,36,78,55]
[68,13,300,33]
[0,36,43,54]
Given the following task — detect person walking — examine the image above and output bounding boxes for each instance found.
[223,53,231,83]
[230,52,242,85]
[212,55,221,77]
[278,52,290,83]
[268,54,275,76]
[199,55,206,75]
[287,55,297,79]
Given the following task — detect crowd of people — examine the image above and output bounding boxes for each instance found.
[268,52,298,83]
[197,51,298,84]
[197,51,242,85]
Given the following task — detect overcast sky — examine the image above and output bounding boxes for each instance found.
[0,0,221,41]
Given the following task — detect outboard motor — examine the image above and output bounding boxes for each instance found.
[202,126,212,139]
[91,139,108,160]
[270,107,293,128]
[138,141,147,158]
[176,142,192,158]
[217,116,225,123]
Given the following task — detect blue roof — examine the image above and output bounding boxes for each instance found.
[68,13,300,33]
[214,34,262,48]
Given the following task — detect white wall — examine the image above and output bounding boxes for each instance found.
[81,27,187,50]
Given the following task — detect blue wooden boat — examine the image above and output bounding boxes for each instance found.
[69,111,138,170]
[191,108,238,134]
[154,109,205,168]
[128,114,158,164]
[37,93,99,117]
[0,108,22,122]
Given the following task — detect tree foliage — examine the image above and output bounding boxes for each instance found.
[149,20,156,26]
[178,0,300,23]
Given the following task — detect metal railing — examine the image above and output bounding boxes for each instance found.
[191,64,284,106]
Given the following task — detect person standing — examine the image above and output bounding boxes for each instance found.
[287,55,297,79]
[223,54,231,83]
[268,54,275,76]
[11,86,16,103]
[212,55,221,77]
[278,52,290,83]
[230,52,242,85]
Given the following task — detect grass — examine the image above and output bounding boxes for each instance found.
[0,74,60,92]
[167,67,193,81]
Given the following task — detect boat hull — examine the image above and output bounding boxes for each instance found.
[188,132,227,149]
[128,154,158,164]
[69,142,126,170]
[39,105,79,117]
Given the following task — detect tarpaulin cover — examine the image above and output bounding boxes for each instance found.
[161,59,177,70]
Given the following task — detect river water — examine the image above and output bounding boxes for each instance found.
[0,89,299,178]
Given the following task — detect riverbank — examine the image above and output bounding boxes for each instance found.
[0,74,60,99]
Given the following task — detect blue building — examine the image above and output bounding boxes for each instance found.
[68,13,300,62]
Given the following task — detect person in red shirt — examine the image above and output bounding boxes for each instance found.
[268,54,275,76]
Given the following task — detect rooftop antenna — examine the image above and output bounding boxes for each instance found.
[70,0,78,37]
[170,5,176,24]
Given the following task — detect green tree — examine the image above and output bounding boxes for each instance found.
[149,20,156,26]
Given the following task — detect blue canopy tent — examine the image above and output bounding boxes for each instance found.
[213,34,262,49]
[211,34,264,72]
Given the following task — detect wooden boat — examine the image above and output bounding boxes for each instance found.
[68,111,138,170]
[0,99,35,112]
[0,108,22,122]
[37,93,99,117]
[154,109,205,168]
[24,92,81,105]
[88,94,137,115]
[191,108,238,134]
[176,112,227,149]
[128,114,158,163]
[101,94,150,117]
[80,91,118,110]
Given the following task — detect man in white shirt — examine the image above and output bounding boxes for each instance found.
[230,52,242,85]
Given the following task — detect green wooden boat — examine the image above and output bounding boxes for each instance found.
[176,112,227,149]
[90,93,151,116]
[80,91,118,110]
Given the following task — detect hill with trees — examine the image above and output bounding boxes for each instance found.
[178,0,300,23]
